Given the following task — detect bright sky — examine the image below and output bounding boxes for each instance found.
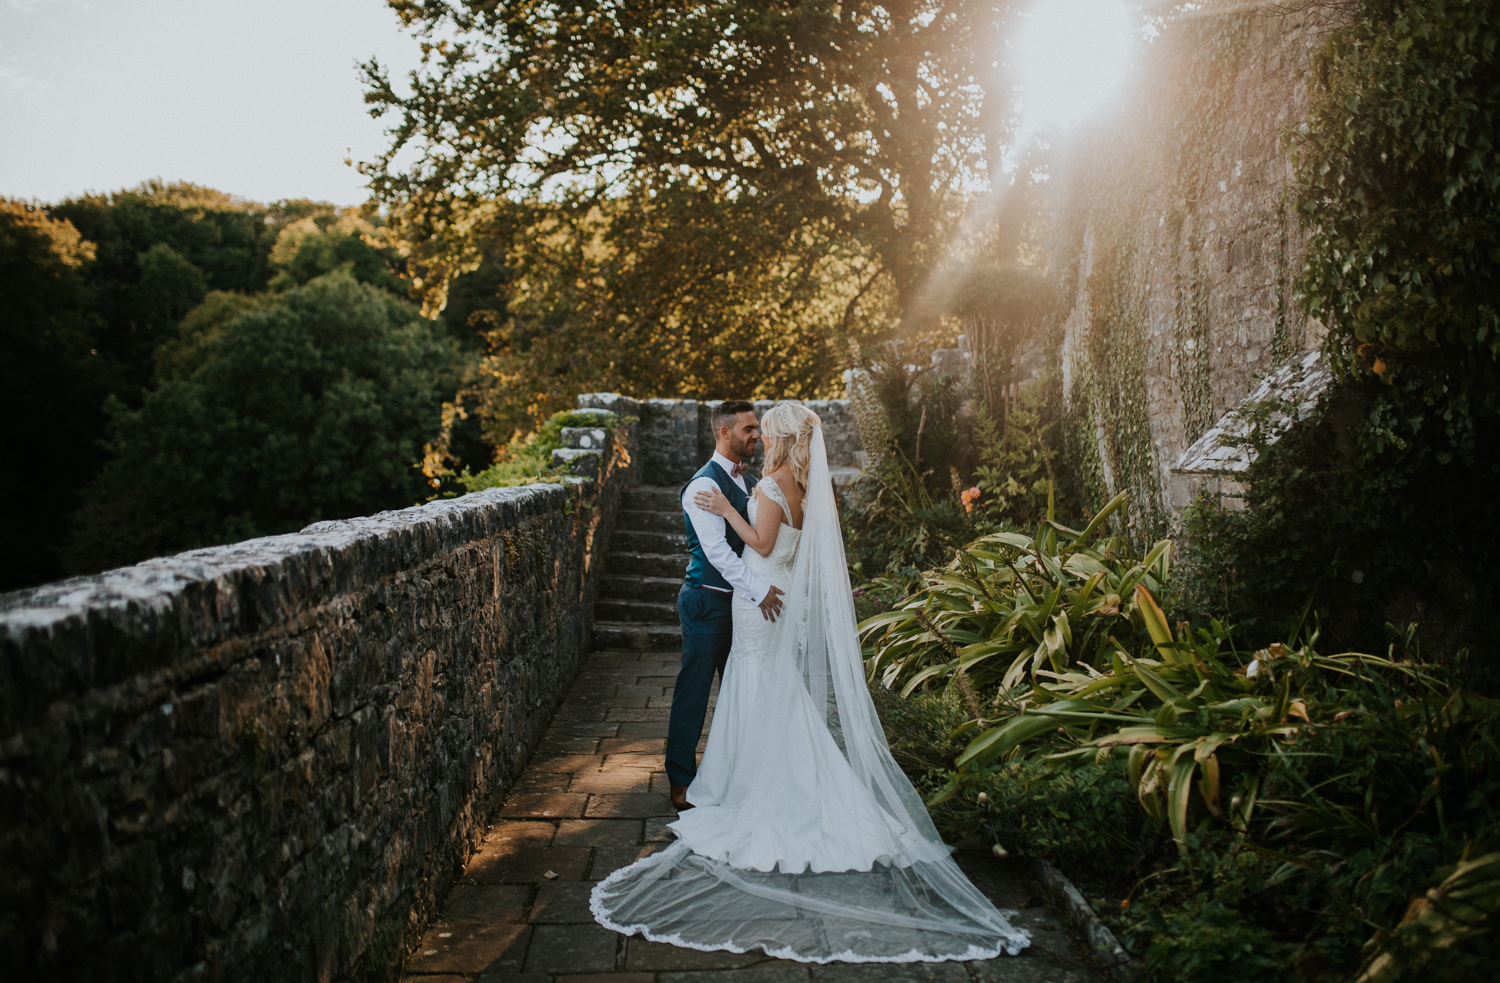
[0,0,424,206]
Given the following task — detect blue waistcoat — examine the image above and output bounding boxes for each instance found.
[682,461,757,591]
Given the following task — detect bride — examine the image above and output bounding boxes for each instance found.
[590,403,1029,963]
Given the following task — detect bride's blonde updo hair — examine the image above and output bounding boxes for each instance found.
[760,402,821,492]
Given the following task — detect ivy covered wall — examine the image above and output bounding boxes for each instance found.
[1045,4,1343,539]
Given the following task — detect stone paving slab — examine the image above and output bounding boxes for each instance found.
[403,648,1103,983]
[569,770,655,794]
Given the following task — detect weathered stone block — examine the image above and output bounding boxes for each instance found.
[560,427,609,450]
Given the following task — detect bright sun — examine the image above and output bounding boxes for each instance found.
[1011,0,1137,133]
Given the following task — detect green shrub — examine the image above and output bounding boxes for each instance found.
[865,486,1500,979]
[1174,383,1500,679]
[860,490,1166,697]
[456,409,620,492]
[843,342,975,581]
[867,686,969,784]
[961,761,1144,879]
[1118,894,1285,983]
[970,382,1056,531]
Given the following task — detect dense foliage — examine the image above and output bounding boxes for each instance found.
[1176,385,1500,676]
[863,494,1500,981]
[842,346,974,582]
[0,201,111,590]
[1173,0,1500,668]
[48,182,280,398]
[0,181,484,586]
[1292,0,1500,413]
[842,325,1060,585]
[66,274,461,573]
[363,0,1040,440]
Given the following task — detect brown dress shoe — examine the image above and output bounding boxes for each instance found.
[670,784,694,811]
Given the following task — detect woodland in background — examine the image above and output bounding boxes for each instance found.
[0,184,479,589]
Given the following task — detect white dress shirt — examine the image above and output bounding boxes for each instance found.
[681,451,770,604]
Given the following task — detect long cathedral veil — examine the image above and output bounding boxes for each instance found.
[590,425,1029,963]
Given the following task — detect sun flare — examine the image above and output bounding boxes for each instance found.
[1011,0,1137,133]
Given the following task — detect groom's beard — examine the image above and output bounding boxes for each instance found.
[728,433,758,461]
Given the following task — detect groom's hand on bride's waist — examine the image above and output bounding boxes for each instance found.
[758,586,784,622]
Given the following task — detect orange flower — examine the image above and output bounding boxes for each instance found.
[960,486,981,513]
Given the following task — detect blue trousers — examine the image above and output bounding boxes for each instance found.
[666,585,733,787]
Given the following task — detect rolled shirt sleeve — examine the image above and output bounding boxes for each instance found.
[681,478,769,605]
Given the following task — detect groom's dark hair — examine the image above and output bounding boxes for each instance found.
[711,400,755,433]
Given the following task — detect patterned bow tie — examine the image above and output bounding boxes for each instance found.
[730,460,749,479]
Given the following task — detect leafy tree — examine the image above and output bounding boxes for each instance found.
[1292,0,1500,413]
[363,0,1024,435]
[0,200,112,590]
[65,273,461,573]
[133,242,209,335]
[452,191,875,442]
[440,253,510,350]
[266,208,409,295]
[48,181,283,399]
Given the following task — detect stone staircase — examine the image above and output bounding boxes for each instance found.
[593,486,686,650]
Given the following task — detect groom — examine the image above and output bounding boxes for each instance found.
[666,400,785,812]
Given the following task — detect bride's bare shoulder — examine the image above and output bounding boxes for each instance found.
[759,468,805,528]
[761,468,801,498]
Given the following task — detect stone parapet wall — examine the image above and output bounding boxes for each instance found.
[0,433,633,981]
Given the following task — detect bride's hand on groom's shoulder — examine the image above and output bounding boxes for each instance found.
[694,488,730,516]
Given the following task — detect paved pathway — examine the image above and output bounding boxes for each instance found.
[399,644,1101,983]
[402,487,1099,981]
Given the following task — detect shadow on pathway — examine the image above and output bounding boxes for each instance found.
[401,647,1101,983]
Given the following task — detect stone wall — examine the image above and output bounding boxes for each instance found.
[0,432,633,981]
[1047,4,1344,527]
[611,397,863,487]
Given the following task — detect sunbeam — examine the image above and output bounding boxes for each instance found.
[1012,0,1137,133]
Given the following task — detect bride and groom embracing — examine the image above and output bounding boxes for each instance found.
[589,401,1030,964]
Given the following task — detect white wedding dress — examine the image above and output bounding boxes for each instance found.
[591,429,1029,963]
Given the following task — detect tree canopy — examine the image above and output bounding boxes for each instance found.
[67,273,462,573]
[0,201,111,589]
[363,0,1029,439]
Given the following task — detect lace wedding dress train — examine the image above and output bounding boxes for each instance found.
[591,432,1029,964]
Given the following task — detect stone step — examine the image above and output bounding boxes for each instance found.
[623,487,682,511]
[601,574,682,603]
[593,621,683,651]
[613,529,688,553]
[615,509,682,532]
[594,599,679,624]
[606,551,687,579]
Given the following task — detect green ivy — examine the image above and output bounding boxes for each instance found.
[1291,0,1500,413]
[1045,2,1252,547]
[1177,0,1500,666]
